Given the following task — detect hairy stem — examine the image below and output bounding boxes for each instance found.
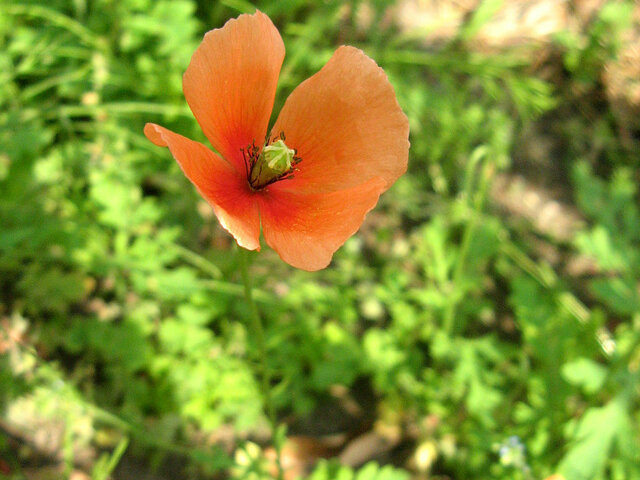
[238,247,283,480]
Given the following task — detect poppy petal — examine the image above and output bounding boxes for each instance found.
[144,123,261,250]
[183,11,285,175]
[258,177,386,270]
[271,46,409,194]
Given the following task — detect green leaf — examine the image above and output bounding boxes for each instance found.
[559,397,630,480]
[590,277,640,316]
[308,460,409,480]
[459,0,504,41]
[561,358,607,394]
[18,266,87,314]
[575,226,628,272]
[158,319,213,355]
[311,322,362,389]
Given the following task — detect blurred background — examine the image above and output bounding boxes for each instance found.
[1,0,639,479]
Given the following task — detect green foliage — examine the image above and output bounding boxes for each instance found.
[92,437,130,480]
[573,162,640,315]
[309,460,410,480]
[1,0,639,479]
[554,1,634,85]
[559,396,636,480]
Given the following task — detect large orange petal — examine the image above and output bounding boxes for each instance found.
[270,46,409,194]
[183,11,284,175]
[258,177,386,270]
[144,123,260,250]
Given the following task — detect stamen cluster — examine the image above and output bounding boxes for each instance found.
[241,132,302,190]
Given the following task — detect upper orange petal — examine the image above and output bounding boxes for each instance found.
[270,46,409,194]
[183,11,285,175]
[257,177,386,271]
[144,123,260,250]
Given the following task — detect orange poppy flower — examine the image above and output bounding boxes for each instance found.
[145,11,409,271]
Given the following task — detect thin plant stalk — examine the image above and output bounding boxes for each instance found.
[238,246,284,480]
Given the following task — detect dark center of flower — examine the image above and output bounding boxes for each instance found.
[242,133,301,191]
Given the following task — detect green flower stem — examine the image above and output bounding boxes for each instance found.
[238,247,284,480]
